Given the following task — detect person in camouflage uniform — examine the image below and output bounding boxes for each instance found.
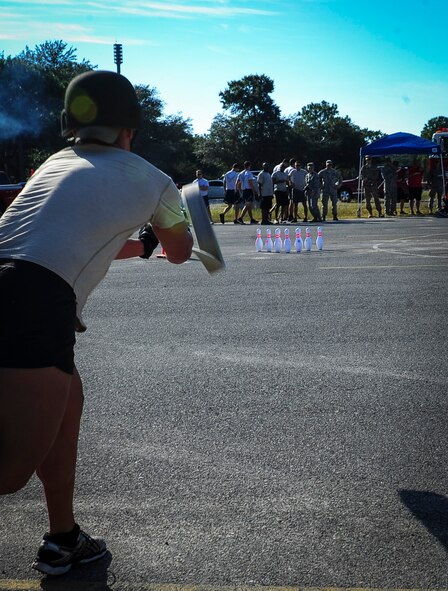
[360,156,383,218]
[381,158,398,215]
[427,159,444,213]
[304,162,322,221]
[318,160,343,221]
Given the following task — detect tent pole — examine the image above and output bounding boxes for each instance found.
[357,148,363,218]
[440,154,446,210]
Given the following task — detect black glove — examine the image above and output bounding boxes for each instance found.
[138,224,159,259]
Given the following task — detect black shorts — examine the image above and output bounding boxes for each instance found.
[224,189,239,205]
[292,188,306,204]
[409,187,422,201]
[274,190,289,207]
[242,188,255,203]
[260,195,273,210]
[0,259,76,375]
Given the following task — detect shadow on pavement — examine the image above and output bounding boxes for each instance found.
[40,551,116,590]
[399,489,448,553]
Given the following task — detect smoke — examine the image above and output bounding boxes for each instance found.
[0,112,40,140]
[0,61,52,140]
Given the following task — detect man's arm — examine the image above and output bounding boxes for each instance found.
[115,221,192,264]
[153,221,193,264]
[115,239,146,259]
[235,173,242,191]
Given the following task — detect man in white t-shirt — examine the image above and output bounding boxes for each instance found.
[0,70,193,577]
[271,161,289,223]
[257,163,274,224]
[289,160,308,222]
[273,157,289,174]
[284,158,296,221]
[193,169,212,222]
[219,163,241,224]
[236,160,259,224]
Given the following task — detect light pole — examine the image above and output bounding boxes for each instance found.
[113,43,123,74]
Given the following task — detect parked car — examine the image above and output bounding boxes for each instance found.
[0,171,26,215]
[337,178,363,202]
[207,179,224,200]
[182,171,262,201]
[338,174,385,203]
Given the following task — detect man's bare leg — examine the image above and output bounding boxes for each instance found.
[36,367,84,534]
[0,367,72,494]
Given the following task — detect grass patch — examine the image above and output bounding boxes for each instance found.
[210,191,434,223]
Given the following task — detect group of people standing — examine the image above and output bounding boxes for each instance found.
[201,158,344,226]
[194,155,446,225]
[361,156,445,217]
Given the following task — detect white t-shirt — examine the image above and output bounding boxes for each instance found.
[257,170,273,197]
[193,177,209,197]
[271,170,288,191]
[237,170,255,191]
[0,144,185,324]
[223,170,238,191]
[289,168,307,190]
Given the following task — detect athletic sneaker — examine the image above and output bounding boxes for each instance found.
[32,527,107,575]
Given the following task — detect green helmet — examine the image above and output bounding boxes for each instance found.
[61,70,142,137]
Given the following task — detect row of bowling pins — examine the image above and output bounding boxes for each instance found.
[255,227,324,253]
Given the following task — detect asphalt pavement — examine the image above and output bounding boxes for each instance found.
[1,215,447,591]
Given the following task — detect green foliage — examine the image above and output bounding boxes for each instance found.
[197,114,243,176]
[200,75,290,171]
[0,41,94,178]
[288,101,384,176]
[219,74,280,119]
[421,116,448,140]
[27,148,53,174]
[132,84,195,182]
[1,44,391,182]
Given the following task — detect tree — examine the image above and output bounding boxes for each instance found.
[220,74,279,119]
[17,40,93,83]
[203,74,289,168]
[197,114,245,176]
[0,43,197,182]
[133,84,196,181]
[0,42,94,178]
[289,101,383,175]
[421,116,448,140]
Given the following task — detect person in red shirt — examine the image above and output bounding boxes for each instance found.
[407,159,424,215]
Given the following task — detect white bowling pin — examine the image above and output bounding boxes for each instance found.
[294,227,303,253]
[274,228,282,253]
[265,229,273,253]
[284,228,291,253]
[316,226,324,250]
[304,227,312,252]
[255,228,263,252]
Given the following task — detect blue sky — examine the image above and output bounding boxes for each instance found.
[1,0,447,137]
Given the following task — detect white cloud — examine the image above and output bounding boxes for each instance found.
[3,0,278,18]
[206,45,232,55]
[110,0,277,18]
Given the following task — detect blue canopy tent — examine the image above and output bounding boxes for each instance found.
[357,132,444,213]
